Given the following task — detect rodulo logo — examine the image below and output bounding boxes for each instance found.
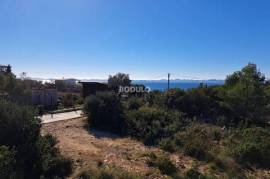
[119,86,151,93]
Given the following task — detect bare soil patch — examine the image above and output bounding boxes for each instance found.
[41,118,194,178]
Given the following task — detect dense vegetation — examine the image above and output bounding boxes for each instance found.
[0,100,72,178]
[84,63,270,178]
[0,66,53,106]
[77,166,140,179]
[84,91,125,134]
[108,73,131,92]
[0,71,37,104]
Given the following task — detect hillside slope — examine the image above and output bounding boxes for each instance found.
[41,118,270,178]
[41,118,195,178]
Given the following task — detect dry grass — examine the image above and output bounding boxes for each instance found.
[41,118,270,178]
[41,118,195,178]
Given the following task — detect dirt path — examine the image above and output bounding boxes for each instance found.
[41,110,83,124]
[41,118,193,178]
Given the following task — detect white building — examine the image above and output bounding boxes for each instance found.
[55,78,77,86]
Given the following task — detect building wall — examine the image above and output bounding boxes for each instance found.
[80,82,109,98]
[32,89,57,108]
[55,79,77,86]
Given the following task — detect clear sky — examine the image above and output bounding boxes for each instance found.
[0,0,270,80]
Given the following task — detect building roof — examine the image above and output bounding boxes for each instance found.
[78,81,108,85]
[32,87,57,90]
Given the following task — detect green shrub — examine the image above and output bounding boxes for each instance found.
[155,155,178,176]
[77,171,93,179]
[62,93,74,107]
[185,168,210,179]
[182,141,210,161]
[211,128,222,141]
[76,166,139,179]
[0,146,16,178]
[165,88,185,109]
[159,138,176,153]
[173,124,216,161]
[229,127,270,168]
[145,90,167,108]
[76,96,84,105]
[125,106,184,145]
[37,134,72,178]
[146,153,178,176]
[84,92,125,134]
[172,85,221,120]
[126,97,145,110]
[224,63,268,125]
[144,64,270,127]
[0,100,72,178]
[96,169,114,179]
[0,100,40,177]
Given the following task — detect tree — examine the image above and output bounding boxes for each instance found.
[176,85,221,120]
[0,74,6,92]
[108,73,131,91]
[165,88,185,109]
[0,100,71,178]
[226,63,265,87]
[224,63,268,125]
[6,65,11,74]
[0,65,11,74]
[0,100,40,177]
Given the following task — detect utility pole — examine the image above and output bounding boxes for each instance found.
[167,73,170,91]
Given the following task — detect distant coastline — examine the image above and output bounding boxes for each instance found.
[28,77,225,91]
[133,80,225,91]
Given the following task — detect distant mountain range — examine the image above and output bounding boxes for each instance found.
[27,77,225,84]
[133,79,225,83]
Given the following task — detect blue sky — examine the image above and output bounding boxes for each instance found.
[0,0,270,80]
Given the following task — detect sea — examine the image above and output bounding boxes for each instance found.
[132,80,225,91]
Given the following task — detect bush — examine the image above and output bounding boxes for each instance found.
[126,97,145,110]
[155,156,178,176]
[84,92,125,134]
[0,99,40,177]
[0,100,72,178]
[37,135,72,178]
[183,141,209,161]
[145,90,167,108]
[125,106,185,145]
[165,88,185,110]
[159,138,176,153]
[75,96,84,105]
[229,127,270,168]
[177,86,222,120]
[144,64,270,126]
[173,124,215,161]
[185,168,211,179]
[76,166,140,179]
[77,171,93,179]
[62,93,74,108]
[146,153,178,176]
[0,146,16,178]
[211,128,222,141]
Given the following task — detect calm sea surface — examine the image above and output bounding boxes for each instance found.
[133,80,225,91]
